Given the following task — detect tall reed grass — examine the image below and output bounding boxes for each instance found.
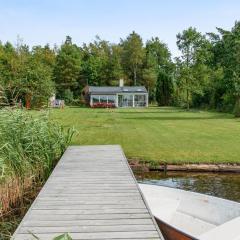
[0,108,74,238]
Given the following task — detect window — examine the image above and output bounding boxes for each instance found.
[92,95,100,103]
[134,95,146,107]
[99,96,107,103]
[107,95,116,104]
[118,94,133,107]
[92,95,116,104]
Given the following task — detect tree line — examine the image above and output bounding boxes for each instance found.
[0,21,240,116]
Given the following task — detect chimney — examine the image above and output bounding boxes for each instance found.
[119,79,124,87]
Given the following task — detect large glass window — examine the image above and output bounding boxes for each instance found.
[92,95,116,105]
[107,95,116,104]
[99,96,107,103]
[92,95,100,103]
[134,95,146,107]
[118,95,133,107]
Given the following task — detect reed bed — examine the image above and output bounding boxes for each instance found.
[0,108,74,239]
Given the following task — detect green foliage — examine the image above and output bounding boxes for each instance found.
[54,36,82,98]
[81,37,113,86]
[0,109,75,220]
[0,84,8,107]
[32,233,73,240]
[144,37,174,102]
[214,22,240,116]
[63,89,74,104]
[146,37,172,70]
[0,109,74,181]
[23,53,55,107]
[174,21,240,116]
[233,97,240,117]
[0,41,55,108]
[110,44,125,84]
[121,31,145,85]
[1,22,240,114]
[53,233,73,240]
[0,109,75,239]
[156,70,173,106]
[176,27,212,110]
[142,67,157,100]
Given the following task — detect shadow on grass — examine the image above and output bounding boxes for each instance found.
[123,115,234,120]
[68,106,88,108]
[97,111,184,114]
[95,107,217,114]
[106,110,186,113]
[96,108,187,114]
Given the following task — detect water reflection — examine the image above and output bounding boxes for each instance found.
[135,171,240,202]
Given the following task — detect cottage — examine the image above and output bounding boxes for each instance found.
[83,83,148,108]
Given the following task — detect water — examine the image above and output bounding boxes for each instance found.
[135,171,240,202]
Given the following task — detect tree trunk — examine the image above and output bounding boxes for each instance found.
[25,93,32,110]
[133,67,137,86]
[186,88,190,111]
[186,48,190,111]
[234,95,240,117]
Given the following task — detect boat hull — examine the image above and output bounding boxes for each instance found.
[155,217,198,240]
[139,184,240,240]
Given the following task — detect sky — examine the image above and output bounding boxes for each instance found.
[0,0,240,57]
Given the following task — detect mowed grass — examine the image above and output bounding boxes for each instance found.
[49,106,240,164]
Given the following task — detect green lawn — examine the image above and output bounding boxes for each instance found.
[49,106,240,164]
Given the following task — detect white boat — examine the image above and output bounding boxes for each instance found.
[139,183,240,240]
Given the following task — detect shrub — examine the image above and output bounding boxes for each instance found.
[63,89,74,104]
[156,70,173,106]
[92,102,116,108]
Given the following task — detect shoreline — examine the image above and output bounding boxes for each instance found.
[129,160,240,173]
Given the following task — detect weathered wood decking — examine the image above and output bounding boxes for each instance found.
[12,145,163,240]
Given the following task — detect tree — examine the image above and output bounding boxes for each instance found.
[54,36,82,98]
[81,37,112,86]
[0,41,40,106]
[214,22,240,117]
[0,40,55,108]
[176,27,210,110]
[108,44,124,85]
[22,55,54,108]
[156,70,173,106]
[144,37,174,101]
[142,52,158,101]
[145,37,172,70]
[32,44,56,68]
[121,31,144,85]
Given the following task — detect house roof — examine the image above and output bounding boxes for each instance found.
[88,86,148,94]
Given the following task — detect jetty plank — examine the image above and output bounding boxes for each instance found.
[12,145,162,240]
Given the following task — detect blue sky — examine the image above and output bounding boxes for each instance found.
[0,0,240,57]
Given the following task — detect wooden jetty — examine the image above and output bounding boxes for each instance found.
[12,145,163,240]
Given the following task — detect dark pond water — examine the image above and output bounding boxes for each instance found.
[134,171,240,202]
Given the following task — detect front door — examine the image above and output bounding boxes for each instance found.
[118,95,133,107]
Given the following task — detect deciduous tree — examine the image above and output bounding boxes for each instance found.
[121,31,144,85]
[176,27,210,110]
[54,36,82,98]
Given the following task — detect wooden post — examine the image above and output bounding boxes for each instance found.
[25,93,32,110]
